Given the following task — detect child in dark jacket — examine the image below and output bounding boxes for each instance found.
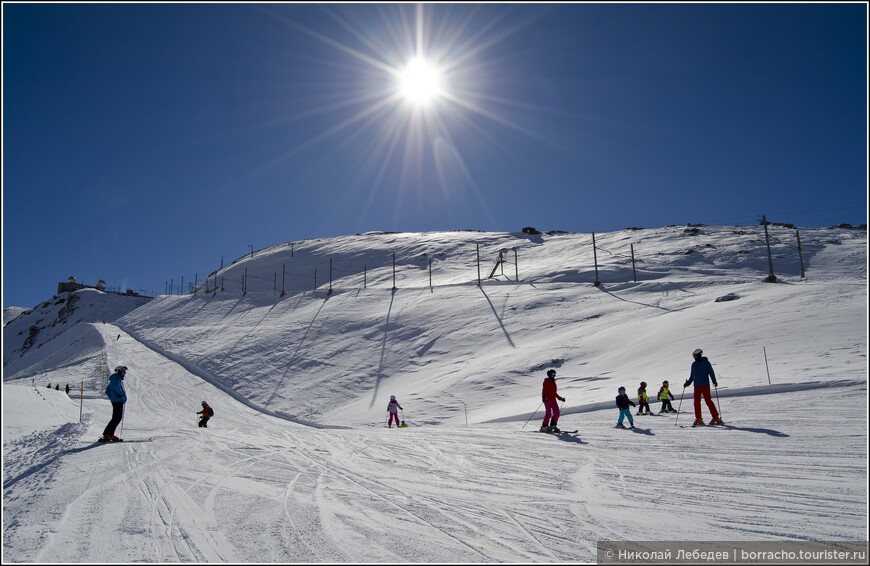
[616,387,636,429]
[197,401,214,428]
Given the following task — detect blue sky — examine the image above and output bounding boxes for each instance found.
[3,2,867,309]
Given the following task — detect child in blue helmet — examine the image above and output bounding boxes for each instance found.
[615,386,636,429]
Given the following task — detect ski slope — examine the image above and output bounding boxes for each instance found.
[2,225,867,562]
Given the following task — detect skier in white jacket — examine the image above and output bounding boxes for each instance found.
[387,395,403,428]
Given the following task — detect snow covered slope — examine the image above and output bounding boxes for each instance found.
[102,225,865,427]
[3,288,149,387]
[2,224,866,562]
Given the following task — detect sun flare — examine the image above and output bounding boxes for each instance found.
[398,57,443,107]
[265,2,545,222]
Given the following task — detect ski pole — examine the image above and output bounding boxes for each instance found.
[675,387,685,426]
[714,384,723,420]
[522,403,543,429]
[119,404,126,439]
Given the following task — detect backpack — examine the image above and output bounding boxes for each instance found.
[208,407,215,417]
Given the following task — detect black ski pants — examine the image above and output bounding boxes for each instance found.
[103,402,125,437]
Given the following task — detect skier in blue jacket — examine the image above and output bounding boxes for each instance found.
[684,349,722,426]
[100,365,128,442]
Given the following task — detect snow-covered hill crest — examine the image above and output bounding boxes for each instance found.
[3,289,150,381]
[20,224,857,428]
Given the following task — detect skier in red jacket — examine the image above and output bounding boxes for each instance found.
[540,369,566,432]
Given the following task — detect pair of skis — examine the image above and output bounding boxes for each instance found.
[680,421,726,429]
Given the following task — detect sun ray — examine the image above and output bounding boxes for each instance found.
[236,4,562,229]
[265,8,400,78]
[241,93,400,182]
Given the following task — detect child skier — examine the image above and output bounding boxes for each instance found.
[197,401,214,428]
[636,381,653,415]
[540,369,566,432]
[615,386,636,429]
[387,395,403,428]
[658,380,676,413]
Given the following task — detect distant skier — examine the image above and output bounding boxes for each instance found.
[197,401,214,428]
[615,386,636,429]
[684,349,722,426]
[540,369,566,433]
[636,381,652,415]
[657,380,676,413]
[55,384,60,390]
[65,383,70,395]
[387,395,403,428]
[100,365,128,442]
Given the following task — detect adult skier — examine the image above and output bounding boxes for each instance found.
[100,365,128,442]
[684,349,722,426]
[540,369,566,433]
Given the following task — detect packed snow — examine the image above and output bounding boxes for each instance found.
[2,225,867,563]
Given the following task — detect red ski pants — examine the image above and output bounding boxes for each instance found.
[693,385,719,421]
[388,413,400,427]
[542,399,561,426]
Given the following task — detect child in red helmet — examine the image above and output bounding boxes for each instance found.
[657,380,676,413]
[636,381,653,415]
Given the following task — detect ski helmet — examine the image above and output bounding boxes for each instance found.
[201,401,207,406]
[640,381,647,388]
[547,369,556,378]
[663,380,669,385]
[115,365,127,373]
[390,395,396,400]
[618,386,626,392]
[693,348,703,356]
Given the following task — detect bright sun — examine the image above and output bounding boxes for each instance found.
[399,57,443,107]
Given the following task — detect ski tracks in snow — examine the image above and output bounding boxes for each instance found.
[8,322,866,563]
